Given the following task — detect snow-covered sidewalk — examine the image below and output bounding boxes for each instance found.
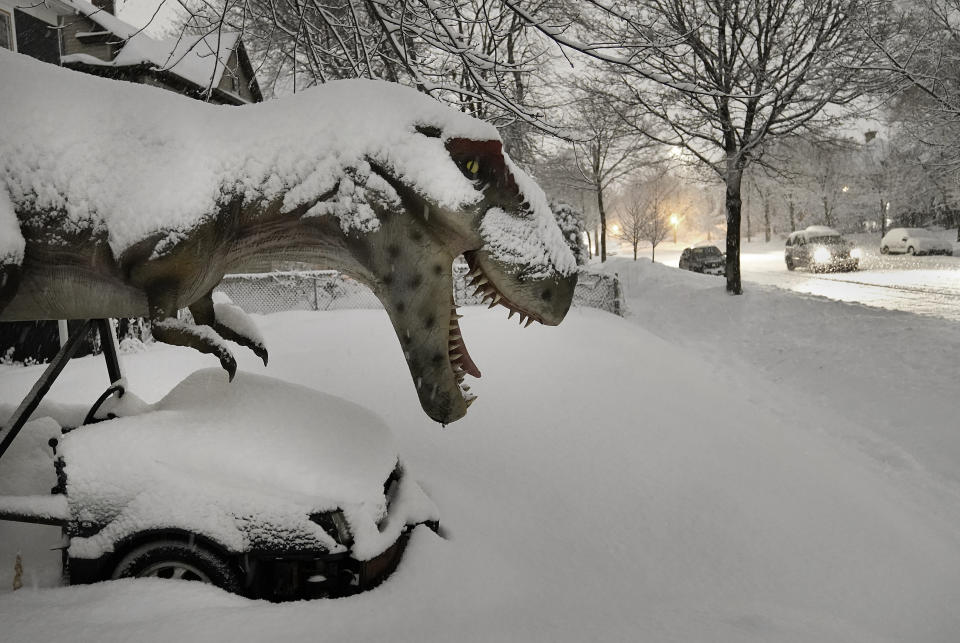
[2,263,959,642]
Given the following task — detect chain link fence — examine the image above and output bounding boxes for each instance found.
[217,266,622,316]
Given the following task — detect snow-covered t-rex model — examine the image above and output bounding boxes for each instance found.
[0,51,577,424]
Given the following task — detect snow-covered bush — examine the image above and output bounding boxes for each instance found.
[550,202,588,265]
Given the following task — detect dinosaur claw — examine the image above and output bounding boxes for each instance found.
[223,356,237,381]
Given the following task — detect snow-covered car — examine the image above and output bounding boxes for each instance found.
[784,227,861,272]
[880,228,953,256]
[4,369,439,601]
[679,245,725,275]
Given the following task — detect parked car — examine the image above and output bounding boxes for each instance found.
[880,228,953,256]
[785,226,861,272]
[1,369,439,601]
[679,245,726,275]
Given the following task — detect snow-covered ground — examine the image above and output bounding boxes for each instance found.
[2,262,960,642]
[641,230,960,321]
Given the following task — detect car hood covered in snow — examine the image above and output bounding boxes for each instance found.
[60,369,438,560]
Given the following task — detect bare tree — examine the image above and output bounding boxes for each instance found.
[568,84,654,261]
[179,0,563,145]
[512,0,883,293]
[616,171,677,262]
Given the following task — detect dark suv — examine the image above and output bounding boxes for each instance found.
[679,245,725,275]
[785,227,861,272]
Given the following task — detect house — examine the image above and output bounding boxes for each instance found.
[0,0,261,104]
[0,0,262,363]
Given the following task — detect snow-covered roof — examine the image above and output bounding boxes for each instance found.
[58,0,244,93]
[0,51,576,279]
[803,225,841,235]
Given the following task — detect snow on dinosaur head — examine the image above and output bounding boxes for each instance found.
[0,51,577,424]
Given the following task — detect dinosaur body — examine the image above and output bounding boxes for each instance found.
[0,51,577,424]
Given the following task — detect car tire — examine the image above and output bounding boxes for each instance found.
[907,246,915,255]
[785,258,795,271]
[110,539,243,594]
[880,245,888,255]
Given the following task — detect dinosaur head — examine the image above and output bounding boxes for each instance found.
[341,132,578,424]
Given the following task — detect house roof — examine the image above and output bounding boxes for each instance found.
[57,0,256,101]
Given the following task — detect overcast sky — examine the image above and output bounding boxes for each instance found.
[116,0,181,37]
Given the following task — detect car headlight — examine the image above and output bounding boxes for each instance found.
[813,247,832,263]
[850,248,862,259]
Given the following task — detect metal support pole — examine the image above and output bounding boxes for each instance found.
[95,319,123,384]
[0,319,94,463]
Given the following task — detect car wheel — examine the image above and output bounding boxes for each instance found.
[110,539,243,594]
[880,245,888,255]
[907,246,915,255]
[785,258,795,271]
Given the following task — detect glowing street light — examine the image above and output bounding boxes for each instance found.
[611,223,620,234]
[669,214,679,244]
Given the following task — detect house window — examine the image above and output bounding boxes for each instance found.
[0,9,13,51]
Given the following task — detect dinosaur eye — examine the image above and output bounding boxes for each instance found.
[465,159,480,175]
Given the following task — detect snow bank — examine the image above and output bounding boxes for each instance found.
[0,51,573,276]
[3,297,960,641]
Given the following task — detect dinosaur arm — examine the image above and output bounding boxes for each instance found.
[189,290,268,366]
[147,283,237,380]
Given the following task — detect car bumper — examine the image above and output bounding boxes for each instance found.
[813,259,858,272]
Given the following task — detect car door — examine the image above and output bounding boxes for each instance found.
[894,229,908,253]
[794,235,807,264]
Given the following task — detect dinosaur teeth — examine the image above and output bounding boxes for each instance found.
[508,310,516,319]
[449,352,462,361]
[519,314,527,326]
[450,333,461,341]
[525,318,535,328]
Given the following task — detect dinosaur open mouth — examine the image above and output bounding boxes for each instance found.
[448,251,549,406]
[462,251,546,326]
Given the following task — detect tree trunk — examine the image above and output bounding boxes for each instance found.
[789,199,796,232]
[725,159,744,295]
[651,243,656,263]
[633,243,638,260]
[585,230,593,259]
[764,197,771,242]
[879,197,886,237]
[597,188,607,262]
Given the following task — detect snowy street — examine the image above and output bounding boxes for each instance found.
[2,261,959,642]
[646,231,960,322]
